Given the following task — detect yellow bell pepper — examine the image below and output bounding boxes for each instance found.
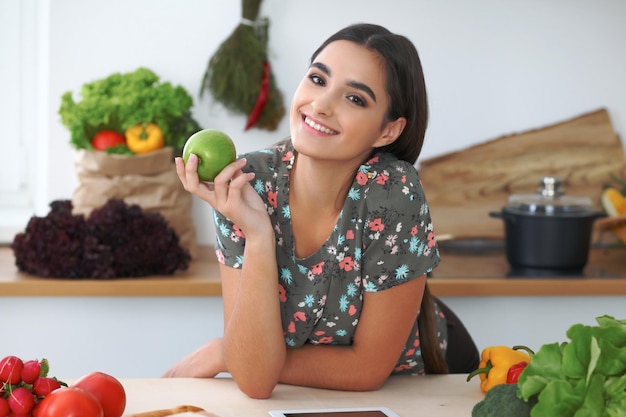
[602,187,626,217]
[125,122,165,154]
[467,345,532,393]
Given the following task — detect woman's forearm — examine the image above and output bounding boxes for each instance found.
[222,234,286,398]
[278,342,396,391]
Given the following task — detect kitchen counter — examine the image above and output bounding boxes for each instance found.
[1,244,625,297]
[118,375,484,417]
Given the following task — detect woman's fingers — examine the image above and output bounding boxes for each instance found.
[212,158,248,206]
[176,155,253,210]
[174,157,188,189]
[175,155,216,204]
[175,154,204,192]
[230,169,255,189]
[184,154,202,191]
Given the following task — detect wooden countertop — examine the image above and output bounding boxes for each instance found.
[118,375,484,417]
[430,242,626,296]
[1,244,625,297]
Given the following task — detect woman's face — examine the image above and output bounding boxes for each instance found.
[290,40,404,165]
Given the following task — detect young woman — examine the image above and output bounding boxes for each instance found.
[166,23,478,398]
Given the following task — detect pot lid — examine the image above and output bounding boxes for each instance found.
[506,176,593,215]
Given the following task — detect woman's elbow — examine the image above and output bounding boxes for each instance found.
[352,368,393,392]
[236,379,277,399]
[355,376,387,392]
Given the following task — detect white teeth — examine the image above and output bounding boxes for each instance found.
[304,117,337,134]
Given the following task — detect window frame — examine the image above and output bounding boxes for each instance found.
[0,0,48,244]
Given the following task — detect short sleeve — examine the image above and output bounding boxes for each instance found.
[211,142,291,269]
[213,209,245,269]
[360,158,440,292]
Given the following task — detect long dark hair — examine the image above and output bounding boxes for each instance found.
[310,23,429,165]
[417,284,449,374]
[312,23,447,374]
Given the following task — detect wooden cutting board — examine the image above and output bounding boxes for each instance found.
[418,108,626,239]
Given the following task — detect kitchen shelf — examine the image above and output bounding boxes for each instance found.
[1,245,625,297]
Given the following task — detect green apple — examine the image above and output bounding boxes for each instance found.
[182,129,237,182]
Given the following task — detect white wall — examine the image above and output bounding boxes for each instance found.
[1,296,624,379]
[36,0,626,246]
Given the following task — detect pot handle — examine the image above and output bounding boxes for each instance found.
[489,211,517,223]
[592,211,608,221]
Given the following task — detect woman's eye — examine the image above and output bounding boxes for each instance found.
[309,74,325,86]
[347,95,366,107]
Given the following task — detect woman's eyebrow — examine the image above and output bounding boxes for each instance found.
[347,80,376,103]
[310,62,377,103]
[311,61,330,76]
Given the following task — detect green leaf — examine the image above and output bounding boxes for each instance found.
[530,379,583,417]
[518,342,565,400]
[594,316,626,348]
[574,373,607,417]
[563,324,594,379]
[595,337,626,376]
[39,358,50,377]
[604,374,626,398]
[586,336,601,387]
[587,316,626,378]
[605,381,626,417]
[105,144,134,155]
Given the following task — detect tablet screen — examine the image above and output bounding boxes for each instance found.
[284,412,387,417]
[269,407,400,417]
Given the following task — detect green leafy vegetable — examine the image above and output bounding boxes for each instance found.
[517,315,626,417]
[59,67,201,156]
[104,144,134,155]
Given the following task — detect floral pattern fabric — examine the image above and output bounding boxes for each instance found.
[213,140,446,374]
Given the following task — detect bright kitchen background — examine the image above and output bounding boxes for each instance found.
[1,0,625,378]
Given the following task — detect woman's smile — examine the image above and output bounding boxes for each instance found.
[303,115,338,135]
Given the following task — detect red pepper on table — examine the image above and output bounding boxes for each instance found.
[506,361,529,384]
[505,345,535,384]
[245,61,271,130]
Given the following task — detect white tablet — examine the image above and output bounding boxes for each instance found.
[268,407,401,417]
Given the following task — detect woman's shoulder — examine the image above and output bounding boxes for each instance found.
[356,152,424,198]
[242,138,295,174]
[365,152,418,175]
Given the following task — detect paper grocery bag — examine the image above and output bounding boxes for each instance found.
[72,147,197,257]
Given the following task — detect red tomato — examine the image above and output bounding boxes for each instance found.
[91,130,126,151]
[72,372,126,417]
[34,387,103,417]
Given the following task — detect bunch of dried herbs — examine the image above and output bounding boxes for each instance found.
[200,0,284,131]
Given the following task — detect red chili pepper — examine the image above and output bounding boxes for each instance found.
[506,361,529,384]
[245,61,271,130]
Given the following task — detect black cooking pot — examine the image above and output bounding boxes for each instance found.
[490,177,605,272]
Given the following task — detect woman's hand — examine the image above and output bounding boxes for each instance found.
[175,154,270,237]
[162,338,226,378]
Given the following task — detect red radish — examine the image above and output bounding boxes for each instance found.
[8,386,35,415]
[0,355,24,385]
[33,377,62,397]
[21,359,42,384]
[0,397,10,416]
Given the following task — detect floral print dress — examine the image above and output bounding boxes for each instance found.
[213,140,446,375]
